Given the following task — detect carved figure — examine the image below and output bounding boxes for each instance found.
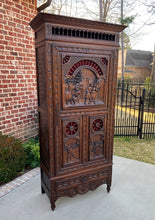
[84,85,92,104]
[85,81,101,104]
[65,68,103,106]
[64,140,80,163]
[65,90,72,105]
[65,82,82,105]
[75,88,81,103]
[91,136,104,158]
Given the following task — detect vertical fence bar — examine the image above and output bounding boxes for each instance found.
[139,88,146,139]
[121,80,124,103]
[137,96,142,137]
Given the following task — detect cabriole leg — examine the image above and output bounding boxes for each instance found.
[107,184,111,193]
[41,186,45,194]
[51,201,56,211]
[107,177,112,193]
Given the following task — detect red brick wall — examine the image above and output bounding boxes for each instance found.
[0,0,38,140]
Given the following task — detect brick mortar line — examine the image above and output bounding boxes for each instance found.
[0,167,40,199]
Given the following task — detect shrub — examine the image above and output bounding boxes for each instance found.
[23,138,40,168]
[0,133,26,184]
[144,77,155,107]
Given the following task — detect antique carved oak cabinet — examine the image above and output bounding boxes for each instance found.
[30,13,125,210]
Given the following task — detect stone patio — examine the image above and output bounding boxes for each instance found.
[0,156,155,220]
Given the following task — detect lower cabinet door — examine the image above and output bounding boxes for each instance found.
[88,114,107,161]
[62,116,83,167]
[58,113,108,174]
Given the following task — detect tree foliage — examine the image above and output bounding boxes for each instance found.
[119,16,135,26]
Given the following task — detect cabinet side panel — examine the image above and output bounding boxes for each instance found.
[39,111,49,171]
[36,46,49,171]
[36,46,47,109]
[106,49,118,162]
[109,49,119,161]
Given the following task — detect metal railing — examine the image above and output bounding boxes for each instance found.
[115,82,155,139]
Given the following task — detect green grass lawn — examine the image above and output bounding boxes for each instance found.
[114,137,155,165]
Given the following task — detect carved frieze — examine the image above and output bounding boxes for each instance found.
[56,168,108,191]
[56,179,107,198]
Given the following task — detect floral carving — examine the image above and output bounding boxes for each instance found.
[102,57,108,66]
[66,121,78,135]
[92,119,103,132]
[56,168,108,191]
[56,179,107,198]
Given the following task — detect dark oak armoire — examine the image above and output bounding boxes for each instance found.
[30,13,125,210]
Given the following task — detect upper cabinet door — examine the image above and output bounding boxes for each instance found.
[62,54,109,110]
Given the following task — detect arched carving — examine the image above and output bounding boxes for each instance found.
[67,60,103,78]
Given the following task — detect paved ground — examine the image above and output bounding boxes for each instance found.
[0,167,40,198]
[0,156,155,220]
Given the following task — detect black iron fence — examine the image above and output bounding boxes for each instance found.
[115,82,155,139]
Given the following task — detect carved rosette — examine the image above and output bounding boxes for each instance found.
[66,121,78,135]
[92,119,103,132]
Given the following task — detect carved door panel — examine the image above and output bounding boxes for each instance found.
[53,45,113,174]
[60,113,107,172]
[89,115,106,161]
[62,117,83,167]
[62,54,108,109]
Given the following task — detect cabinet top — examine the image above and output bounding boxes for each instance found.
[30,12,126,33]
